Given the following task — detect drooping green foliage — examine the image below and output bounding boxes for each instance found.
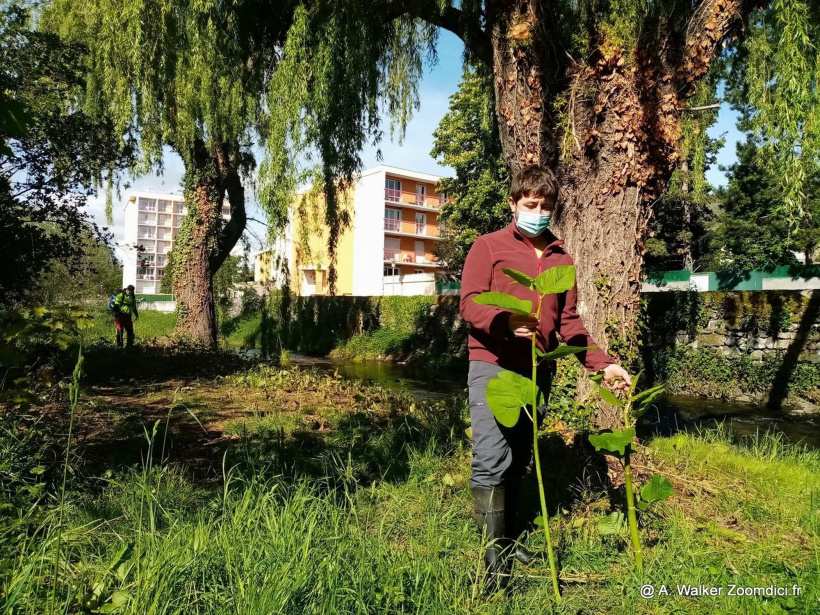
[41,0,288,173]
[260,2,436,292]
[742,0,820,233]
[430,65,509,274]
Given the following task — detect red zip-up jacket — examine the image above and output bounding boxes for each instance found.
[459,221,616,376]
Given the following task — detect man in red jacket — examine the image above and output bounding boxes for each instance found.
[459,165,631,586]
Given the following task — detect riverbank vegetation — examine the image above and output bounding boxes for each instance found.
[1,343,817,613]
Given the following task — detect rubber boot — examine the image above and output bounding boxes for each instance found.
[473,485,511,590]
[504,478,536,565]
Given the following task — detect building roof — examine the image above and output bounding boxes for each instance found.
[358,164,445,184]
[123,190,184,212]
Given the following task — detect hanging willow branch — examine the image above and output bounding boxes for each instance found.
[745,0,820,234]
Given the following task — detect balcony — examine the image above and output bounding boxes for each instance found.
[383,218,441,239]
[384,188,444,210]
[382,250,441,267]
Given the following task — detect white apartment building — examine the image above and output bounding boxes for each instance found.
[121,191,229,294]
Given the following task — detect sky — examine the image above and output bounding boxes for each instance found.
[85,29,744,261]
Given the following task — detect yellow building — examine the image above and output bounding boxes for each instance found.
[254,165,450,296]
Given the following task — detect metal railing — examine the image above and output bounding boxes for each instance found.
[384,218,401,231]
[383,188,442,208]
[384,248,399,260]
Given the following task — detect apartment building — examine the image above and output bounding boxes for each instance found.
[254,165,450,296]
[121,191,229,294]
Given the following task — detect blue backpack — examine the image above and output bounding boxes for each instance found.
[107,293,118,312]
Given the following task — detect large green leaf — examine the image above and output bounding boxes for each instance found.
[640,474,673,507]
[486,371,538,428]
[540,345,597,361]
[473,292,532,316]
[588,428,635,456]
[501,268,535,290]
[593,381,624,407]
[626,369,643,399]
[632,383,666,404]
[534,265,575,295]
[597,511,624,536]
[632,386,665,419]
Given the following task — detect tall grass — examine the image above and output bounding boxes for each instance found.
[1,365,819,613]
[83,310,177,345]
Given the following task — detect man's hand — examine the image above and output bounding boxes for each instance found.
[602,364,631,392]
[508,313,539,338]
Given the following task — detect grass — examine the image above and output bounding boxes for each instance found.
[84,309,177,345]
[1,358,818,614]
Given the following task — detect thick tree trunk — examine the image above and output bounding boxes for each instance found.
[174,182,220,346]
[172,138,247,347]
[489,0,557,175]
[554,52,674,429]
[482,0,749,430]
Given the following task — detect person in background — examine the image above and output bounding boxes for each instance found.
[459,165,631,588]
[113,285,139,348]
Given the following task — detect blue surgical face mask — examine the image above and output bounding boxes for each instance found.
[515,210,551,237]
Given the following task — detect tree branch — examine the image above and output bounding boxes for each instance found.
[212,141,247,272]
[676,0,767,95]
[382,0,492,66]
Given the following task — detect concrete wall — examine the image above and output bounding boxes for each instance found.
[352,170,387,296]
[382,273,437,296]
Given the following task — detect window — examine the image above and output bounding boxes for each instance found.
[415,184,426,205]
[384,207,401,231]
[174,202,184,214]
[415,212,426,235]
[438,191,447,205]
[414,269,423,274]
[384,266,399,277]
[157,200,169,212]
[385,179,401,202]
[138,198,156,211]
[384,237,400,260]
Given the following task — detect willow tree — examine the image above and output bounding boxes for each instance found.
[266,0,820,428]
[41,0,296,345]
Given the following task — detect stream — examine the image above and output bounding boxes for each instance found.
[269,352,820,450]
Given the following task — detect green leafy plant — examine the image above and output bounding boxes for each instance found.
[475,264,596,602]
[586,370,670,574]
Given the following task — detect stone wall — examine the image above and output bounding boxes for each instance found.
[643,290,820,363]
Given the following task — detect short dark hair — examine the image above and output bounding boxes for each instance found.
[126,285,135,291]
[510,165,559,204]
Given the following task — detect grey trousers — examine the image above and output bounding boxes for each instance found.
[468,360,552,488]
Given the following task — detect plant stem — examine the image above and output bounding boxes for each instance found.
[623,446,643,575]
[531,298,561,602]
[49,336,84,612]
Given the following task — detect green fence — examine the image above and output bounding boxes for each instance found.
[647,265,820,291]
[136,294,175,302]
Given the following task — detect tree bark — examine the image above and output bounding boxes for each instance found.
[172,138,247,347]
[478,0,753,430]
